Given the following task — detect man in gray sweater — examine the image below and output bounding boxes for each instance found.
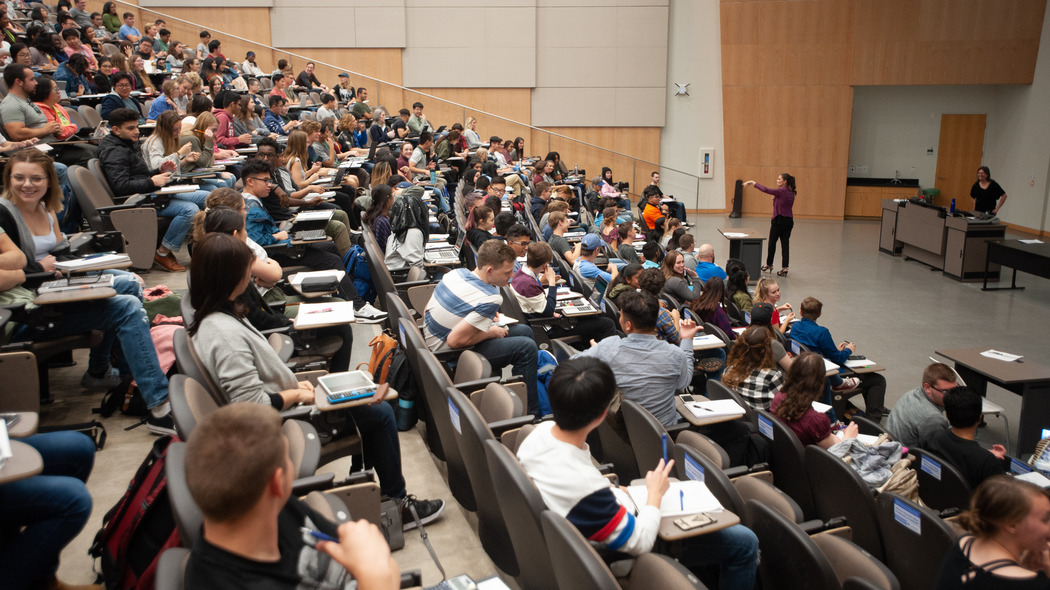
[885,362,956,447]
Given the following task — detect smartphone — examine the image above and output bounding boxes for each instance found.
[849,354,866,361]
[674,513,716,531]
[680,395,695,403]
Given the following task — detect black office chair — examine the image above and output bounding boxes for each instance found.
[804,445,885,561]
[876,492,957,590]
[757,410,816,518]
[907,447,973,512]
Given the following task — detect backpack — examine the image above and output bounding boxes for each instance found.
[357,332,398,384]
[95,376,147,419]
[535,349,556,417]
[90,435,181,590]
[342,244,376,304]
[388,349,419,431]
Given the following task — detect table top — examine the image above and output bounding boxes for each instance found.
[987,239,1050,256]
[315,383,398,412]
[0,441,43,485]
[936,348,1050,384]
[658,508,741,541]
[675,396,742,427]
[5,412,38,438]
[34,287,116,305]
[718,228,762,239]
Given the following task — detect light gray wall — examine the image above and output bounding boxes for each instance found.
[658,0,724,210]
[848,86,998,188]
[269,0,406,48]
[140,0,272,5]
[530,1,668,127]
[985,10,1050,234]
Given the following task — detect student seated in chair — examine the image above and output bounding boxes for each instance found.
[884,362,956,448]
[423,239,541,415]
[925,386,1008,489]
[183,404,401,590]
[572,233,618,289]
[517,357,759,590]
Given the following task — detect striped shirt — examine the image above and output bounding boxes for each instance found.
[517,421,660,556]
[423,268,502,351]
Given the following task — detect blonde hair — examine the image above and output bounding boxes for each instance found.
[337,112,357,132]
[285,129,310,171]
[190,188,244,244]
[755,277,780,304]
[1,149,63,213]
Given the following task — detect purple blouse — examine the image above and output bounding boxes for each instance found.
[754,183,795,219]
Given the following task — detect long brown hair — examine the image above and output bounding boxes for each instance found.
[285,129,310,172]
[690,275,725,321]
[190,188,244,244]
[1,148,63,212]
[773,352,825,422]
[153,110,182,155]
[661,250,685,281]
[188,232,254,336]
[723,325,777,389]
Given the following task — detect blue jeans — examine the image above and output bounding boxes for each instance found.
[680,523,759,590]
[89,270,144,376]
[13,294,168,408]
[0,432,95,590]
[472,323,539,415]
[156,189,209,251]
[347,402,406,498]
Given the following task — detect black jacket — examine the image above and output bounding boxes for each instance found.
[98,133,158,197]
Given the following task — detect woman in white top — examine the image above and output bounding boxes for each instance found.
[463,116,481,149]
[384,190,429,272]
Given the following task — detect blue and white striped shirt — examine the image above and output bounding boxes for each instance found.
[423,268,502,351]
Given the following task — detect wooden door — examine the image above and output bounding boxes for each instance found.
[934,115,986,208]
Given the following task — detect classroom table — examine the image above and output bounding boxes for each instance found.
[4,412,39,438]
[983,239,1050,291]
[676,395,744,428]
[936,347,1050,454]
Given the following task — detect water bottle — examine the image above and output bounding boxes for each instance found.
[574,163,578,175]
[950,198,955,215]
[429,170,437,184]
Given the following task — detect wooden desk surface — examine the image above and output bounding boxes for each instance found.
[936,348,1050,385]
[6,412,38,438]
[315,384,398,412]
[34,287,116,305]
[0,441,43,484]
[659,509,741,541]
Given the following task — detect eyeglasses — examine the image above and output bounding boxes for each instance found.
[247,176,274,185]
[508,240,530,247]
[114,83,131,89]
[926,383,955,395]
[11,174,48,185]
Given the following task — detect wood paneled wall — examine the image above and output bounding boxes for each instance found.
[720,0,1045,219]
[133,5,275,74]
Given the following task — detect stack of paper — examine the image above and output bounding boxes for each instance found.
[626,480,723,517]
[54,254,131,272]
[684,399,745,420]
[157,184,200,194]
[294,302,355,328]
[692,334,725,349]
[294,210,335,223]
[845,358,876,369]
[981,349,1022,362]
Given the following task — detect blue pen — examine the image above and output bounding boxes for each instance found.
[661,433,668,464]
[680,490,684,511]
[301,527,338,543]
[84,251,116,260]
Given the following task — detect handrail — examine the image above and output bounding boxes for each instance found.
[116,0,703,184]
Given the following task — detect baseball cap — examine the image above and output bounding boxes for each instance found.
[396,181,414,189]
[338,72,349,78]
[749,302,775,326]
[580,234,602,251]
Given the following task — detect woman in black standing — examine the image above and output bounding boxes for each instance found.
[970,166,1008,215]
[744,173,796,277]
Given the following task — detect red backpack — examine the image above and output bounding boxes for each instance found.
[89,435,182,590]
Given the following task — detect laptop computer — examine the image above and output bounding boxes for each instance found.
[317,371,377,404]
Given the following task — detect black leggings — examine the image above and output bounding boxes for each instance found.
[766,215,793,268]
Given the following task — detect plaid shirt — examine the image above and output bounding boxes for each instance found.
[656,301,680,345]
[736,368,784,411]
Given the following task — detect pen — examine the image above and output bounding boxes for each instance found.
[300,527,337,543]
[680,490,684,511]
[84,251,116,259]
[661,433,668,464]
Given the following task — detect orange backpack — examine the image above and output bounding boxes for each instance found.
[357,332,398,384]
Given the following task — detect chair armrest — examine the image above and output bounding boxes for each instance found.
[280,406,313,421]
[67,232,95,252]
[939,507,962,519]
[487,415,536,436]
[666,422,690,435]
[96,203,145,214]
[723,465,749,478]
[455,376,502,392]
[291,473,335,495]
[798,519,826,534]
[259,326,292,335]
[399,570,423,589]
[393,279,432,291]
[294,370,328,386]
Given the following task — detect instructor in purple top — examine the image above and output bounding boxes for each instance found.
[744,173,796,277]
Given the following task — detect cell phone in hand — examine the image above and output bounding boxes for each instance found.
[674,513,716,531]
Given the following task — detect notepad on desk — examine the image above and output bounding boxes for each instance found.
[835,431,882,446]
[683,399,746,421]
[692,334,725,349]
[823,358,841,372]
[844,358,877,369]
[294,302,355,328]
[625,480,723,517]
[39,273,115,293]
[157,184,200,194]
[54,253,131,272]
[294,210,335,223]
[492,313,518,327]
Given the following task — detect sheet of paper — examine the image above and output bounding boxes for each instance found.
[492,313,518,327]
[980,349,1022,362]
[626,480,723,517]
[54,254,130,272]
[692,334,726,349]
[845,358,876,369]
[722,232,748,238]
[33,144,53,152]
[157,184,200,194]
[1019,239,1044,244]
[288,270,345,287]
[1015,471,1050,488]
[835,431,882,445]
[294,210,335,222]
[0,419,10,470]
[824,357,840,372]
[811,401,832,413]
[294,302,355,328]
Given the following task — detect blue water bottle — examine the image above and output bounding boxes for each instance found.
[950,198,955,215]
[429,170,437,184]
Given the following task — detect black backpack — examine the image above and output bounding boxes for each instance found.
[89,436,182,590]
[388,349,419,431]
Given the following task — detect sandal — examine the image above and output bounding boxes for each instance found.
[761,265,773,272]
[777,268,789,276]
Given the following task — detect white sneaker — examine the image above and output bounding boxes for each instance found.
[355,303,388,324]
